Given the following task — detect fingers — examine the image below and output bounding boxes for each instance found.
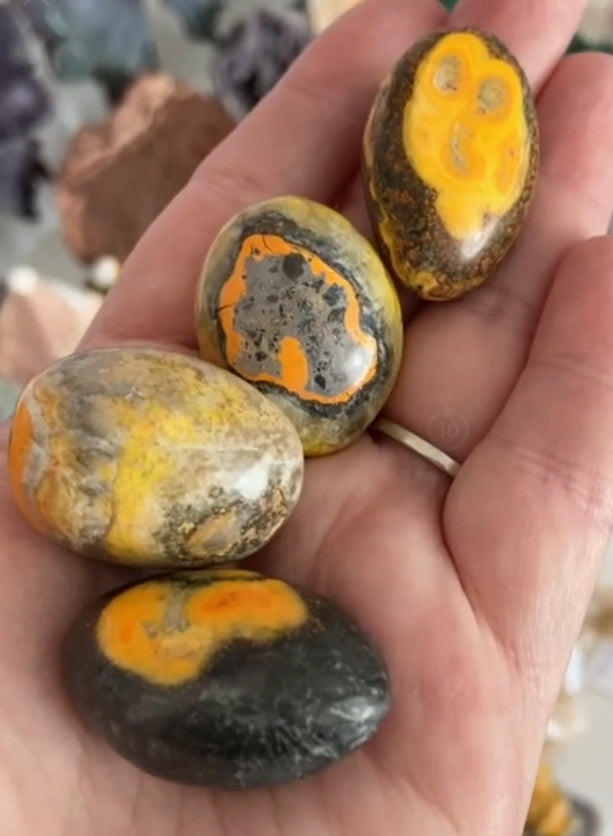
[451,0,587,88]
[82,0,445,350]
[382,52,613,459]
[446,236,613,706]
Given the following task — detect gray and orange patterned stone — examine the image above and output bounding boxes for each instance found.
[63,568,391,788]
[363,28,539,300]
[7,347,303,567]
[195,196,403,456]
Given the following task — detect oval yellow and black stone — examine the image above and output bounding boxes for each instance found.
[363,28,539,300]
[7,347,303,567]
[62,569,391,788]
[195,196,403,456]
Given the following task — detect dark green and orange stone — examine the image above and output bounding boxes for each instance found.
[195,196,403,456]
[63,568,391,788]
[363,28,539,300]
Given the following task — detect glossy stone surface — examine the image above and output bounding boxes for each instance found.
[195,196,403,456]
[63,568,391,788]
[8,347,303,567]
[363,28,539,300]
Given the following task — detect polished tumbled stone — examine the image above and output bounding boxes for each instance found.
[363,28,539,300]
[63,568,391,788]
[196,195,403,456]
[8,347,303,567]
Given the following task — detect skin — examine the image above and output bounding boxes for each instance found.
[1,0,613,834]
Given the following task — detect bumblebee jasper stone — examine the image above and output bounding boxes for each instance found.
[195,196,403,456]
[363,28,539,300]
[63,569,391,788]
[8,348,303,567]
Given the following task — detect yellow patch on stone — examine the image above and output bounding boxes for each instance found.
[97,575,308,686]
[403,31,530,240]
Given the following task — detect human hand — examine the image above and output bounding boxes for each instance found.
[2,1,613,834]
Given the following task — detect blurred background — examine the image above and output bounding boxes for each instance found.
[1,1,612,834]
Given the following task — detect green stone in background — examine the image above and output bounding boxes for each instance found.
[568,33,613,54]
[0,379,20,421]
[436,0,613,54]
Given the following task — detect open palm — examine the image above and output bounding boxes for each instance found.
[2,0,613,833]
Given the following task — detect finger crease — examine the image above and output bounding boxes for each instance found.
[486,431,613,533]
[532,350,613,399]
[187,162,274,216]
[281,61,360,118]
[537,163,613,229]
[459,281,542,338]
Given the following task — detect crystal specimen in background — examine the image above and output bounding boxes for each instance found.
[0,6,50,218]
[55,74,235,263]
[213,6,311,119]
[161,0,223,39]
[0,138,49,218]
[306,0,362,33]
[0,5,50,142]
[0,265,102,386]
[13,0,159,101]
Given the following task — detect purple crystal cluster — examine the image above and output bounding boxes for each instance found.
[0,0,311,219]
[213,6,311,119]
[0,8,50,142]
[0,6,50,216]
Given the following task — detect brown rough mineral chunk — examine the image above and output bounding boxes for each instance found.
[56,74,235,263]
